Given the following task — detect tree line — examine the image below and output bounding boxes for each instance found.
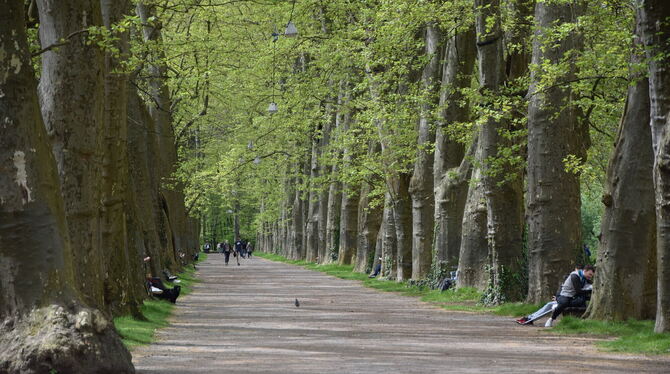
[1,0,198,372]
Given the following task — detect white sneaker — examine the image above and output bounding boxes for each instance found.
[544,318,555,327]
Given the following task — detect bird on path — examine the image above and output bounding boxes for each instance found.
[295,298,300,308]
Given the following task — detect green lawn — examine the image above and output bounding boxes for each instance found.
[113,253,206,348]
[256,251,670,355]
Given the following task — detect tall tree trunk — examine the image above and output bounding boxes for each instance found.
[100,0,144,316]
[587,24,656,319]
[0,2,133,371]
[640,0,670,333]
[338,89,358,265]
[305,136,320,262]
[457,138,489,289]
[438,136,477,271]
[381,192,398,278]
[37,0,107,310]
[409,24,441,280]
[325,164,342,263]
[526,0,588,303]
[476,0,525,303]
[355,151,383,273]
[391,174,413,281]
[434,26,476,266]
[137,2,187,266]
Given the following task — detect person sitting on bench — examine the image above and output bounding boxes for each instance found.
[544,264,595,327]
[146,274,181,303]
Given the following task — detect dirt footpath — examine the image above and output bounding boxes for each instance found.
[132,254,670,373]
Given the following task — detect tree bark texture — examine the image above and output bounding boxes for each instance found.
[409,24,441,280]
[381,192,398,278]
[526,0,588,303]
[457,138,489,289]
[391,174,413,281]
[99,0,144,316]
[137,2,189,264]
[587,37,656,320]
[355,169,383,273]
[37,0,107,310]
[305,136,320,262]
[433,25,476,265]
[476,0,525,303]
[0,2,133,372]
[437,136,477,270]
[640,0,670,333]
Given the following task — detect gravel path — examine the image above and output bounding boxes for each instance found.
[132,254,670,373]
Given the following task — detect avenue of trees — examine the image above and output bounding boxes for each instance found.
[1,0,670,372]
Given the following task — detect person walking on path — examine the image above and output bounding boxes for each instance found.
[246,241,254,258]
[234,238,243,265]
[222,240,233,265]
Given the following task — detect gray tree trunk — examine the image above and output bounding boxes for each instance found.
[391,174,413,281]
[437,137,477,271]
[380,192,398,279]
[476,0,525,303]
[355,147,383,273]
[0,2,133,371]
[433,26,476,266]
[526,0,588,303]
[325,164,342,263]
[100,0,144,316]
[457,137,489,289]
[409,24,441,280]
[587,22,656,319]
[37,0,107,310]
[639,0,670,333]
[305,136,320,262]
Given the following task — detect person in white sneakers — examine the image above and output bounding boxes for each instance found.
[545,264,595,327]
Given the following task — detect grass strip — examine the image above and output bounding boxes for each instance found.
[552,317,670,354]
[256,251,670,355]
[114,253,207,348]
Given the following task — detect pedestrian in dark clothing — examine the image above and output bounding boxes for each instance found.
[545,264,595,327]
[246,241,254,258]
[234,239,243,265]
[222,240,233,265]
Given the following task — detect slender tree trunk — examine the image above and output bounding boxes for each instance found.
[338,88,359,265]
[587,27,656,319]
[381,192,398,279]
[476,0,525,303]
[457,138,489,289]
[409,24,441,279]
[37,0,107,310]
[305,136,320,262]
[526,0,588,303]
[137,2,187,266]
[391,174,413,281]
[640,0,670,333]
[0,3,133,371]
[355,146,383,273]
[434,26,476,266]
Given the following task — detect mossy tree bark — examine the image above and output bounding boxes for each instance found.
[526,0,588,303]
[433,25,476,268]
[36,0,107,310]
[587,20,656,319]
[639,0,670,333]
[0,2,133,372]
